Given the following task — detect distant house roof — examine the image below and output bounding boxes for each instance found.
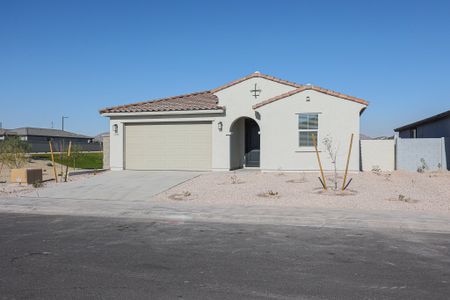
[394,110,450,132]
[100,72,368,114]
[1,127,92,139]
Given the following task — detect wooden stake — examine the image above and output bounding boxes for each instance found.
[49,141,58,183]
[342,133,354,191]
[59,141,64,182]
[64,141,72,182]
[312,133,327,190]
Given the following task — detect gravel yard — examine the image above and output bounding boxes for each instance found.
[153,170,450,213]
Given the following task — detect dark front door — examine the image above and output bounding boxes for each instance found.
[245,119,260,167]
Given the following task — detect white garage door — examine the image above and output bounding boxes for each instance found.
[125,122,212,170]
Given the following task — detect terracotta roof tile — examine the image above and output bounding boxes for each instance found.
[100,91,222,114]
[253,85,369,109]
[211,72,302,93]
[100,73,368,114]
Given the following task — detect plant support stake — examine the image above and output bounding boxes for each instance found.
[64,141,72,182]
[343,178,353,191]
[342,133,354,191]
[312,133,327,190]
[49,141,58,183]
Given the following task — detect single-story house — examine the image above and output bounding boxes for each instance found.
[394,110,450,138]
[0,127,100,152]
[100,72,368,171]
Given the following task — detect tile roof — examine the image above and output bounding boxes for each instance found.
[100,91,222,114]
[211,72,302,93]
[253,85,369,109]
[100,72,368,114]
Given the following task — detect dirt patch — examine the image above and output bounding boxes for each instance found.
[0,159,65,184]
[286,179,307,184]
[387,194,419,204]
[257,190,280,199]
[0,161,103,197]
[168,191,196,201]
[315,188,358,197]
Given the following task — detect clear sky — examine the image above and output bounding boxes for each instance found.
[1,0,449,137]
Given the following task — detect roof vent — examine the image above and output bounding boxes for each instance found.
[254,71,260,74]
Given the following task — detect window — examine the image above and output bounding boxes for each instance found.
[298,114,318,147]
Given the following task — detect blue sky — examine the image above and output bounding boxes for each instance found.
[1,0,449,137]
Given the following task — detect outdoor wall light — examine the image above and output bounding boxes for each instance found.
[217,121,223,131]
[112,124,119,135]
[306,96,311,102]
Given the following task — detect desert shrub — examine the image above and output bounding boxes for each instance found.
[417,158,429,173]
[32,181,43,188]
[230,173,239,184]
[0,137,31,169]
[322,136,339,190]
[371,165,381,173]
[258,190,279,198]
[267,190,278,196]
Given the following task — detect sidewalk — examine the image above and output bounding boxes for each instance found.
[1,195,450,233]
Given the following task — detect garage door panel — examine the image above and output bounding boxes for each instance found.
[125,122,212,170]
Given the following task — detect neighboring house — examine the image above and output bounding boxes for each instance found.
[0,127,100,152]
[394,110,450,138]
[100,72,368,171]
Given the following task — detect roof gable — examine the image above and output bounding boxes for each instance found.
[253,85,369,109]
[211,72,301,93]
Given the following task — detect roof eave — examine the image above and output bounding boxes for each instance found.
[253,86,369,110]
[101,108,225,117]
[394,110,450,132]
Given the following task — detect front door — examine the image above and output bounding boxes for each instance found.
[245,119,260,167]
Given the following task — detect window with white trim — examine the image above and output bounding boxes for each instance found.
[298,114,318,147]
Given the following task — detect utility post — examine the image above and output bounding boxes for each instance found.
[60,116,69,179]
[61,116,69,131]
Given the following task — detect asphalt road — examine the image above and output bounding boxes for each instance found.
[0,213,449,299]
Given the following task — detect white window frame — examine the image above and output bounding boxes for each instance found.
[298,113,319,148]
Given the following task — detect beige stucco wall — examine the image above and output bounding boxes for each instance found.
[211,76,297,170]
[360,140,395,171]
[256,90,365,171]
[102,134,110,170]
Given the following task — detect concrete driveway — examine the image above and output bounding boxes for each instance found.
[23,171,201,201]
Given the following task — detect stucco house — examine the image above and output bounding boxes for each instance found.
[100,72,368,171]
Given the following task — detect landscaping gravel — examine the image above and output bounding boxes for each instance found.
[153,170,450,213]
